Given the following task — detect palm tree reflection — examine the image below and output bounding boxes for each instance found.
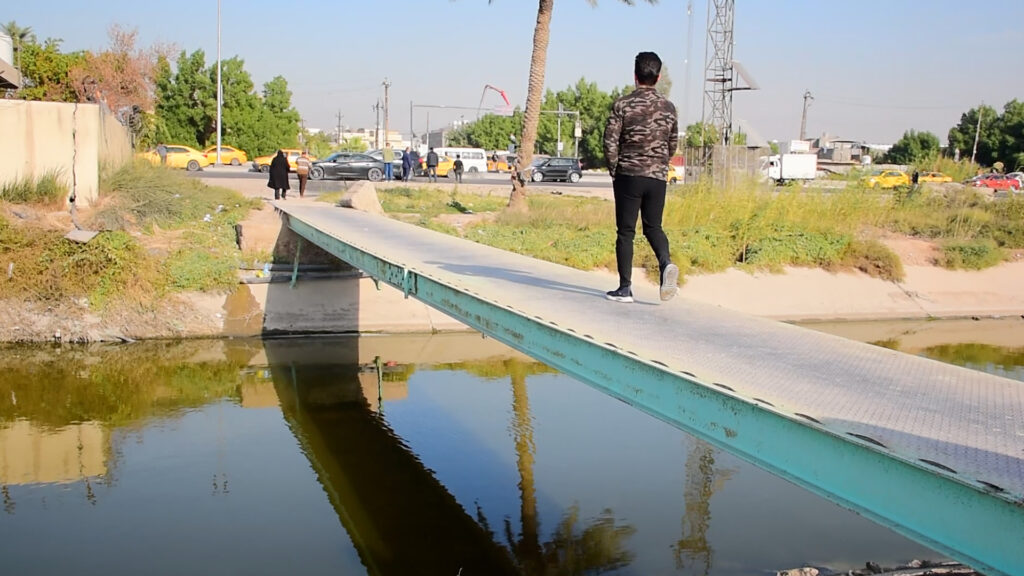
[501,360,636,575]
[672,440,734,575]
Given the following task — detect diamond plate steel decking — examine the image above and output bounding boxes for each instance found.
[275,202,1024,576]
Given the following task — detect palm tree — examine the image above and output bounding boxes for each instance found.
[491,0,657,210]
[2,21,36,70]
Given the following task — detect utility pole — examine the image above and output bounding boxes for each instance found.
[372,100,381,149]
[215,0,222,165]
[799,90,813,141]
[335,110,344,145]
[971,102,984,165]
[682,0,694,129]
[382,78,391,148]
[556,102,563,155]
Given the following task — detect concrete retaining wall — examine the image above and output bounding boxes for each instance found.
[0,99,132,204]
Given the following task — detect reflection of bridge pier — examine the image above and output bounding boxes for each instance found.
[265,339,518,576]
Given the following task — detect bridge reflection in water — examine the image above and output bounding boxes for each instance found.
[264,337,638,576]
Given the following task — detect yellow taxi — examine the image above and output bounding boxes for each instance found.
[251,149,314,172]
[203,145,248,166]
[668,164,685,184]
[488,153,516,173]
[419,155,455,177]
[139,144,211,171]
[918,171,952,183]
[862,169,909,189]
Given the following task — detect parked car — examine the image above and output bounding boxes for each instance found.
[138,145,210,171]
[417,155,455,177]
[917,171,952,183]
[527,157,583,183]
[668,164,684,184]
[366,149,404,179]
[309,152,387,181]
[1005,171,1024,187]
[202,145,248,166]
[862,169,909,189]
[251,148,312,173]
[968,173,1021,191]
[488,153,516,173]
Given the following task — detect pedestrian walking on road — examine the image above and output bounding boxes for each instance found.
[603,51,679,304]
[453,154,464,183]
[426,147,439,182]
[295,150,312,198]
[402,146,414,182]
[268,150,290,200]
[156,143,167,166]
[382,143,395,181]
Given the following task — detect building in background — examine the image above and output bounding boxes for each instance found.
[0,32,21,90]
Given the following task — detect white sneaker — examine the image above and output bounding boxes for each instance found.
[660,263,679,302]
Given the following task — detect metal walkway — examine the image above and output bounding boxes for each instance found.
[276,202,1024,576]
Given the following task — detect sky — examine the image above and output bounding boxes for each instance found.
[7,0,1024,145]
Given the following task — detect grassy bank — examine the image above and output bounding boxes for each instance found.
[1,161,258,308]
[367,182,1023,284]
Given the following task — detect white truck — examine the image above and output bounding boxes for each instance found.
[761,153,817,185]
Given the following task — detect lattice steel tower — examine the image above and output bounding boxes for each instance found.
[702,0,736,146]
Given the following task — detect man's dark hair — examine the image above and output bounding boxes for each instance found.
[634,51,662,86]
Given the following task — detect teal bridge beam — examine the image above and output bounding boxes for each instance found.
[281,209,1023,576]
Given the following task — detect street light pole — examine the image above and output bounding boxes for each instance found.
[215,0,222,166]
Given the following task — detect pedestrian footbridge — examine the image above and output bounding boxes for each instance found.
[275,201,1023,576]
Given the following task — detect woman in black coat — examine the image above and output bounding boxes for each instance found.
[267,150,290,200]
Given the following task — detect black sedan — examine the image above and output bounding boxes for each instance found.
[309,153,386,181]
[528,157,583,183]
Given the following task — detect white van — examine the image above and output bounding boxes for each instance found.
[434,147,487,174]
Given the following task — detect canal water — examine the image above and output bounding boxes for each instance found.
[1,319,1020,576]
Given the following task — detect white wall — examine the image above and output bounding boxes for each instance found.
[0,99,132,204]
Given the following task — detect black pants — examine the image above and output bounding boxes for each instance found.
[613,174,670,289]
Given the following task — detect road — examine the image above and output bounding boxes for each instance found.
[192,164,614,190]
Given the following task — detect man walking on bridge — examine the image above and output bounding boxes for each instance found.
[603,51,679,304]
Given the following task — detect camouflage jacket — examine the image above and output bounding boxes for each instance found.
[603,86,678,181]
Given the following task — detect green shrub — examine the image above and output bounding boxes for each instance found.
[165,246,238,292]
[939,239,1003,270]
[33,230,157,308]
[842,239,905,282]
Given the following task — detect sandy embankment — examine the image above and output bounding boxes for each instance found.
[211,173,1024,326]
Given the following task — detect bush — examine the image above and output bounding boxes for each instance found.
[939,239,1003,270]
[93,161,255,231]
[842,239,905,282]
[0,169,69,205]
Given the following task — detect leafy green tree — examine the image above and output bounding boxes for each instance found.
[337,136,368,152]
[302,130,334,158]
[446,111,523,152]
[732,129,747,146]
[884,130,940,165]
[210,56,265,155]
[997,99,1024,170]
[258,75,301,152]
[947,104,1000,166]
[155,49,215,147]
[15,37,83,102]
[684,122,719,147]
[535,79,617,167]
[153,52,298,156]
